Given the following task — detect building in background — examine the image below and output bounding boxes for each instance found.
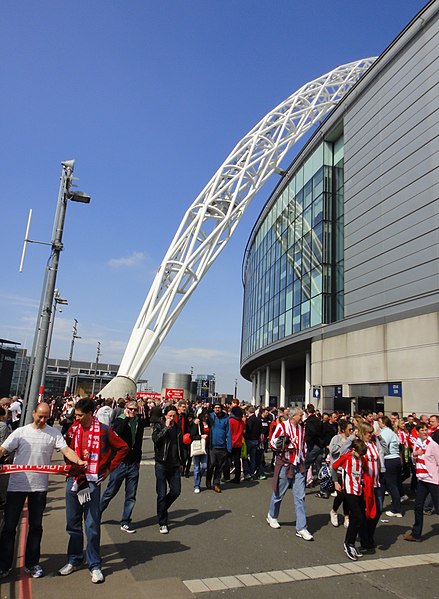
[240,2,439,416]
[0,339,20,397]
[195,374,216,400]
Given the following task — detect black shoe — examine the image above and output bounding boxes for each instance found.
[344,543,358,561]
[315,492,329,499]
[230,479,241,484]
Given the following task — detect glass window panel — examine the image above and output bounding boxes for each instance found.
[286,285,293,311]
[303,206,312,235]
[311,296,322,327]
[302,271,311,300]
[313,167,324,198]
[312,193,323,226]
[293,305,301,333]
[301,300,310,329]
[312,222,323,265]
[304,179,313,208]
[285,309,292,336]
[310,266,322,297]
[293,278,301,305]
[279,288,286,314]
[334,135,344,165]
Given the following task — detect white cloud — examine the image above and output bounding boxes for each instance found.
[108,251,145,268]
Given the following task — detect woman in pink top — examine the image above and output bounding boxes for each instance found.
[403,423,439,541]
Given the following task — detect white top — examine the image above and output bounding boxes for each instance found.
[96,405,113,426]
[1,423,67,492]
[9,400,22,423]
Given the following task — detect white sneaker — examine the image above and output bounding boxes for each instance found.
[194,487,200,494]
[266,513,280,529]
[400,494,409,503]
[296,528,314,541]
[385,510,403,518]
[159,525,169,534]
[59,563,81,576]
[90,569,104,584]
[330,491,337,497]
[330,510,339,527]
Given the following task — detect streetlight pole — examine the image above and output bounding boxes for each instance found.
[91,341,101,397]
[24,160,90,424]
[234,378,238,399]
[41,289,68,388]
[65,319,81,395]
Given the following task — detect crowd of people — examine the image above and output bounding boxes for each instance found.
[0,392,438,582]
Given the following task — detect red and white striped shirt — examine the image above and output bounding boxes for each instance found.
[364,441,380,488]
[333,451,363,496]
[413,436,432,480]
[269,420,305,465]
[397,429,410,447]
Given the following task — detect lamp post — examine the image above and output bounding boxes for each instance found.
[41,289,68,387]
[91,341,101,397]
[65,319,81,395]
[234,378,238,399]
[24,160,90,424]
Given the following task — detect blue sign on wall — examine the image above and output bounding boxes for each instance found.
[334,385,342,398]
[388,383,402,397]
[312,387,320,399]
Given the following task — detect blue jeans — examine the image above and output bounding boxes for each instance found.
[100,463,140,525]
[193,454,208,489]
[155,463,181,526]
[268,465,307,531]
[412,480,439,538]
[243,439,258,477]
[0,491,47,570]
[65,478,101,571]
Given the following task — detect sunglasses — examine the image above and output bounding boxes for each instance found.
[127,408,138,412]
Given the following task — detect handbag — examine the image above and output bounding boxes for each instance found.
[191,438,206,457]
[191,423,207,457]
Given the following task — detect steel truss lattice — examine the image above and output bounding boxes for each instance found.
[102,58,377,394]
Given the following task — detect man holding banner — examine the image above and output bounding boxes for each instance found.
[0,402,86,579]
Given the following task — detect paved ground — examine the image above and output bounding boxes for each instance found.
[1,432,438,599]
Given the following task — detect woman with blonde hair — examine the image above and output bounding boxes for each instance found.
[356,421,388,551]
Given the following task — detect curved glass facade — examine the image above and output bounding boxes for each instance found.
[242,137,344,362]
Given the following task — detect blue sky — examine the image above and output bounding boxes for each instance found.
[0,0,427,400]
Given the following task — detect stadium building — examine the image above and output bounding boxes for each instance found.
[240,1,439,415]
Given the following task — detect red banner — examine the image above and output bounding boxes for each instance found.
[137,392,161,401]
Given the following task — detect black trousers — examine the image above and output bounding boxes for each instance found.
[344,493,365,546]
[207,448,228,486]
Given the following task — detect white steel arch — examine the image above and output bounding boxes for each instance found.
[100,57,377,398]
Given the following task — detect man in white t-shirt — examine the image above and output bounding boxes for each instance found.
[0,403,86,579]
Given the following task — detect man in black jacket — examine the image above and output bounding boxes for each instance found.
[304,404,324,483]
[100,400,145,533]
[243,406,263,480]
[152,405,184,534]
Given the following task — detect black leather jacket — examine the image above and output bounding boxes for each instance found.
[152,420,184,464]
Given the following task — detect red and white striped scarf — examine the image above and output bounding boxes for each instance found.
[414,436,431,480]
[71,417,101,503]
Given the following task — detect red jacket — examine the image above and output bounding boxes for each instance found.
[229,416,244,448]
[66,421,129,476]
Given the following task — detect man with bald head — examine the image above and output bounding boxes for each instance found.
[0,403,86,579]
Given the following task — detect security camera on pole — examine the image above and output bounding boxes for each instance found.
[20,160,91,424]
